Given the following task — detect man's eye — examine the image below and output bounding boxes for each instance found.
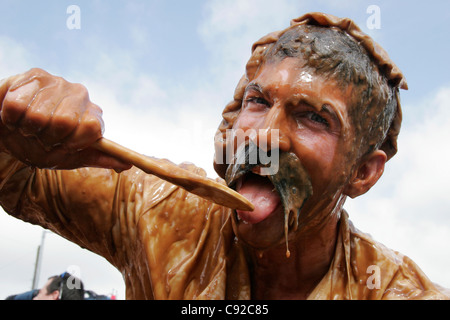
[246,97,270,107]
[306,112,329,127]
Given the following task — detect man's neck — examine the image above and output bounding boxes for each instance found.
[247,213,340,300]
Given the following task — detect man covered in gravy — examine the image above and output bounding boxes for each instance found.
[0,13,448,299]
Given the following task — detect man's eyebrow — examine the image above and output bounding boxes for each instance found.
[244,82,264,95]
[321,104,340,122]
[288,95,342,125]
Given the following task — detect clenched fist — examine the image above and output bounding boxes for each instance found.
[0,68,131,171]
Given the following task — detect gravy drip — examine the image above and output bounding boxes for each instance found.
[267,152,312,257]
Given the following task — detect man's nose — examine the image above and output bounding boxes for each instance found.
[256,105,291,152]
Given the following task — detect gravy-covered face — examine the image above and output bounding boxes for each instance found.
[229,57,358,251]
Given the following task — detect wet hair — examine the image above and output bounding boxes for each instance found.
[265,24,398,159]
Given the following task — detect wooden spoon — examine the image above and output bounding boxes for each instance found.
[93,138,254,211]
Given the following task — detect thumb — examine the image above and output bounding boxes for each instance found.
[0,74,21,104]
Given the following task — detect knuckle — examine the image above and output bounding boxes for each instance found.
[27,67,48,76]
[1,94,26,124]
[72,83,89,100]
[90,102,103,115]
[22,110,47,130]
[16,69,67,94]
[3,91,22,109]
[52,111,79,131]
[19,68,47,82]
[21,68,52,85]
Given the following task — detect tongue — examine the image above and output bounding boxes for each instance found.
[236,174,281,224]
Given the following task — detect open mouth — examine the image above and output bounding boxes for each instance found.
[234,171,282,224]
[225,142,313,256]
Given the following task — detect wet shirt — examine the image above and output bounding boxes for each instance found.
[0,154,448,299]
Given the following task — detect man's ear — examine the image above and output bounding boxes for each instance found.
[344,150,387,199]
[50,290,60,300]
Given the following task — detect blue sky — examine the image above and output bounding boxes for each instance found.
[0,0,449,299]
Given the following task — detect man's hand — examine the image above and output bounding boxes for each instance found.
[0,68,131,171]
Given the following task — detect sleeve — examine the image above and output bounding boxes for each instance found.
[0,151,177,270]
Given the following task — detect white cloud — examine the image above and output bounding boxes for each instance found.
[198,0,304,96]
[0,36,35,80]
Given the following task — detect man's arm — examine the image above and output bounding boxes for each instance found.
[0,68,133,264]
[0,152,146,265]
